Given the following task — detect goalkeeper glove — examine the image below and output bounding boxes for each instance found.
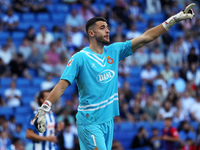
[32,100,52,133]
[162,3,195,30]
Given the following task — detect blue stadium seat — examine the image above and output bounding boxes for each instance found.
[152,121,165,131]
[51,13,66,23]
[12,32,26,42]
[15,106,32,114]
[18,22,33,31]
[32,77,45,88]
[16,78,30,87]
[37,13,50,22]
[0,77,12,88]
[46,5,56,13]
[150,13,165,22]
[0,32,10,41]
[190,121,199,130]
[55,4,69,13]
[135,121,152,131]
[21,96,33,106]
[135,22,147,32]
[15,114,31,124]
[0,107,14,116]
[22,13,35,21]
[119,122,135,131]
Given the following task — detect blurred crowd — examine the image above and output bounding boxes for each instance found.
[0,0,200,149]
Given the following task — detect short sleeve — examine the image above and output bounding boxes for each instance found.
[109,40,132,61]
[170,128,179,138]
[27,112,38,132]
[60,52,82,85]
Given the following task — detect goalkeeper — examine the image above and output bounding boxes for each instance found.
[32,3,195,150]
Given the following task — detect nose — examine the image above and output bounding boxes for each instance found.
[106,28,110,33]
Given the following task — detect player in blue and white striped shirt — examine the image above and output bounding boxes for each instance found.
[26,90,57,150]
[32,4,195,150]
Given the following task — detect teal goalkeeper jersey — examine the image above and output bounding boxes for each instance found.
[60,41,132,125]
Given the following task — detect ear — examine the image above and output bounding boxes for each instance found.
[88,30,94,37]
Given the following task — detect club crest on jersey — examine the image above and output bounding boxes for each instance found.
[96,69,115,83]
[107,56,113,64]
[67,59,73,67]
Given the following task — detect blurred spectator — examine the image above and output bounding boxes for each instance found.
[27,46,43,74]
[173,100,189,123]
[180,91,195,113]
[46,42,60,66]
[141,63,158,94]
[192,17,200,42]
[6,38,17,58]
[150,46,165,70]
[36,25,54,49]
[0,95,6,106]
[8,116,16,133]
[12,124,26,144]
[161,62,174,82]
[143,95,158,121]
[146,0,161,14]
[130,46,149,66]
[161,114,180,150]
[13,0,29,13]
[158,100,176,120]
[0,58,7,77]
[52,26,65,42]
[54,56,68,77]
[140,85,148,103]
[179,61,189,82]
[121,81,132,103]
[25,27,36,44]
[80,0,99,23]
[154,84,168,103]
[128,0,143,22]
[65,6,84,31]
[186,63,200,86]
[196,125,200,148]
[150,128,162,150]
[38,56,53,77]
[4,81,21,107]
[0,44,12,65]
[111,24,126,43]
[167,43,183,70]
[131,127,149,149]
[112,139,123,150]
[18,38,32,60]
[57,119,78,150]
[119,101,132,121]
[0,130,12,150]
[11,137,25,150]
[162,31,173,51]
[67,27,84,48]
[62,0,77,4]
[27,0,49,13]
[118,59,130,79]
[129,99,146,122]
[166,91,178,106]
[190,95,200,122]
[8,53,31,79]
[154,74,167,91]
[187,47,198,67]
[0,0,12,12]
[168,71,186,93]
[64,35,77,56]
[56,38,67,55]
[40,74,56,90]
[175,37,189,61]
[185,36,199,55]
[179,121,196,145]
[2,8,19,32]
[126,23,142,40]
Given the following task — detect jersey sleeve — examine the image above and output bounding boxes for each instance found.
[170,128,179,138]
[60,52,83,85]
[109,40,133,61]
[27,112,38,132]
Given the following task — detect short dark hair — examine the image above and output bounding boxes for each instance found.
[85,17,107,34]
[37,90,50,106]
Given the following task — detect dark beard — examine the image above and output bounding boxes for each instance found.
[96,35,110,45]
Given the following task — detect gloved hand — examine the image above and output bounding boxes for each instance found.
[32,100,52,133]
[162,3,195,30]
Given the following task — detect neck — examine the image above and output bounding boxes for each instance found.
[89,40,104,54]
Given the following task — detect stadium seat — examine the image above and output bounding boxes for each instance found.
[51,13,66,23]
[152,121,165,131]
[22,13,35,21]
[18,22,33,31]
[16,78,30,87]
[46,5,56,13]
[0,77,12,88]
[0,107,14,116]
[15,114,31,124]
[37,13,50,22]
[0,32,10,41]
[15,106,32,114]
[21,96,33,106]
[55,4,69,13]
[32,77,45,88]
[12,32,26,42]
[119,122,135,131]
[135,22,147,32]
[190,121,199,130]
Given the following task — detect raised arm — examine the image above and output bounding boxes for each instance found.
[131,3,195,52]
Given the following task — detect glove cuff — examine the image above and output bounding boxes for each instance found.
[40,100,52,112]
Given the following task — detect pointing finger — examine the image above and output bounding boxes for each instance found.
[184,3,195,13]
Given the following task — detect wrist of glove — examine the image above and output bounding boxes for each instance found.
[32,100,52,133]
[162,3,195,30]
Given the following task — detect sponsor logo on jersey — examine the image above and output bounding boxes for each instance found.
[67,59,73,67]
[107,56,113,64]
[94,147,98,150]
[96,69,115,83]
